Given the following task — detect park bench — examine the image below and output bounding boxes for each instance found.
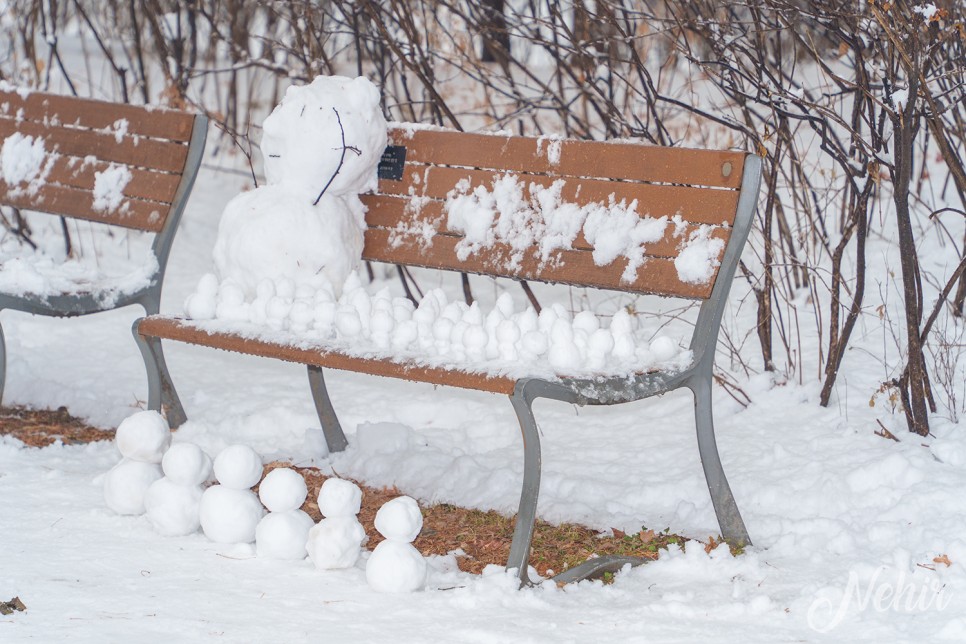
[0,87,207,402]
[134,126,761,586]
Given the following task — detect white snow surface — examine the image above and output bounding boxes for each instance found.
[1,134,965,641]
[0,216,160,301]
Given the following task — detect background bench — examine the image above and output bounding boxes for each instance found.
[0,88,207,403]
[135,126,761,585]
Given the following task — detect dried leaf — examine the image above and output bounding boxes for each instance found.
[934,554,953,567]
[612,528,626,539]
[638,529,657,544]
[704,536,719,554]
[0,597,26,615]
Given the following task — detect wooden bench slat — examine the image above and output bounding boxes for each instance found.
[362,228,718,298]
[138,316,519,395]
[388,127,745,189]
[361,194,730,259]
[0,119,189,174]
[0,90,195,142]
[0,180,168,231]
[40,156,179,204]
[377,166,740,226]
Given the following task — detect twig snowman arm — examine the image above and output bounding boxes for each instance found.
[313,107,361,205]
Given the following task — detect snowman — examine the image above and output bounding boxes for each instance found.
[305,478,366,570]
[103,410,171,515]
[207,75,388,304]
[143,442,212,537]
[366,496,427,593]
[255,468,315,560]
[199,444,266,544]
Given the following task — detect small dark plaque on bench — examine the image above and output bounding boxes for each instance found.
[378,145,407,181]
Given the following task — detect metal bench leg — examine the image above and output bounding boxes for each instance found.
[132,319,187,428]
[691,377,751,548]
[0,319,6,406]
[507,389,542,587]
[307,365,348,453]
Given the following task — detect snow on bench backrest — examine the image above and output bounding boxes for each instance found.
[361,126,746,300]
[0,88,197,233]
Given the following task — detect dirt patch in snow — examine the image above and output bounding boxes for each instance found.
[0,406,114,446]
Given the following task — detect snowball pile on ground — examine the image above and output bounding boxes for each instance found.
[200,445,265,544]
[255,468,314,560]
[144,442,213,537]
[306,478,366,570]
[211,75,387,300]
[366,496,427,593]
[183,271,689,379]
[102,411,172,516]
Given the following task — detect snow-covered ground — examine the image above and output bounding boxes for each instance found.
[1,141,965,642]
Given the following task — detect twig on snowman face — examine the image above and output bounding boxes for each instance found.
[313,107,362,205]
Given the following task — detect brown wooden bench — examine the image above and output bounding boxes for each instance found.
[134,126,761,586]
[0,88,207,403]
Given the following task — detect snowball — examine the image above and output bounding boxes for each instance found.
[335,305,363,337]
[317,478,362,518]
[260,75,388,196]
[184,292,216,320]
[374,496,423,542]
[199,485,265,544]
[255,510,314,560]
[573,311,600,335]
[306,516,366,570]
[212,185,363,299]
[366,540,427,593]
[161,442,212,487]
[258,468,308,513]
[103,458,163,515]
[650,336,679,363]
[115,410,171,463]
[196,273,219,297]
[144,478,203,536]
[213,444,263,489]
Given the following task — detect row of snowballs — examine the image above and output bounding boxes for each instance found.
[103,411,426,593]
[185,271,684,375]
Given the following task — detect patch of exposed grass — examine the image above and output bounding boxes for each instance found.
[0,406,113,447]
[264,462,709,578]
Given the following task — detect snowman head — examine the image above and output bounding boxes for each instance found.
[260,75,388,198]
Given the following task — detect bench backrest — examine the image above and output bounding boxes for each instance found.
[361,126,754,301]
[0,88,206,235]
